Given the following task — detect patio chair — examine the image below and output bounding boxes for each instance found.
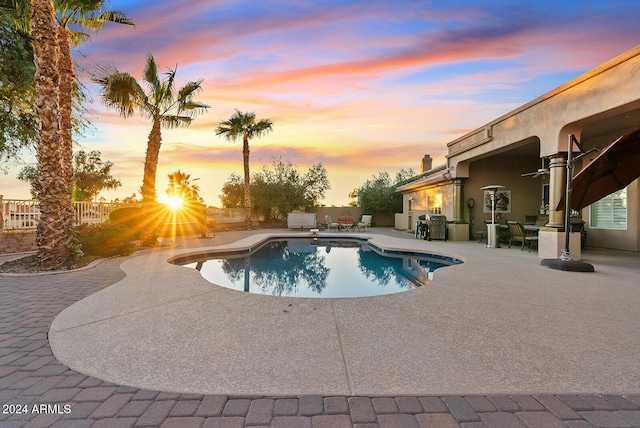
[570,220,588,250]
[356,215,372,231]
[325,215,340,231]
[476,219,489,243]
[507,221,538,251]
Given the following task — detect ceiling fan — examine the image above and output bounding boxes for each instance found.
[521,159,549,178]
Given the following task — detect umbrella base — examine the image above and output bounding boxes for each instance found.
[540,258,595,272]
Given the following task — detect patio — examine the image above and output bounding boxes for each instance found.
[1,228,640,426]
[47,228,640,397]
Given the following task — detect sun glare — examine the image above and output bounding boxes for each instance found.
[160,195,184,209]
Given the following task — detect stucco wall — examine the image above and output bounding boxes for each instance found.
[447,46,640,176]
[463,156,546,236]
[400,184,452,231]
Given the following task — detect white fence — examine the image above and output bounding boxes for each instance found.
[1,196,136,231]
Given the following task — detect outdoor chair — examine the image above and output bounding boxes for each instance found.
[524,214,538,225]
[476,219,488,244]
[356,215,372,231]
[325,215,340,231]
[477,219,492,244]
[507,221,538,252]
[337,216,355,231]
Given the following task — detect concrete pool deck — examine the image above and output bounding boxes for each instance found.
[48,228,640,397]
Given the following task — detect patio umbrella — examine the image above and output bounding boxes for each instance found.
[557,128,640,211]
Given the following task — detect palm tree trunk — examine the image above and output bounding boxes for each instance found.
[142,117,162,203]
[31,0,74,268]
[55,25,75,188]
[242,136,251,229]
[138,117,164,246]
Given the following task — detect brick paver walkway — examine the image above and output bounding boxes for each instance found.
[1,253,640,427]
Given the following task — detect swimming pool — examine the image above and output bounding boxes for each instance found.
[175,238,462,298]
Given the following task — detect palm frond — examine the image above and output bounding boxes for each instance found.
[164,66,177,98]
[177,79,204,100]
[1,0,30,34]
[161,115,192,129]
[177,80,209,114]
[0,0,18,8]
[247,118,273,138]
[181,101,210,111]
[96,10,134,26]
[143,52,160,91]
[68,29,90,47]
[92,64,147,118]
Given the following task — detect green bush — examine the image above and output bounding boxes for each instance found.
[75,223,137,257]
[108,206,145,230]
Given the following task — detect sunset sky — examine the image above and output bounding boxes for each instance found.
[2,0,640,206]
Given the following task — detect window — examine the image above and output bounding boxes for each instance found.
[589,188,627,230]
[428,194,442,215]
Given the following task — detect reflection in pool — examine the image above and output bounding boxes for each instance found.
[179,238,461,298]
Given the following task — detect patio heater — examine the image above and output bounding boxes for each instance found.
[481,185,505,248]
[541,134,596,272]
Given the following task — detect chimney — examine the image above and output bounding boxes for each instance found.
[420,155,433,173]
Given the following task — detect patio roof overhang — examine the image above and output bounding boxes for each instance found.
[396,164,450,193]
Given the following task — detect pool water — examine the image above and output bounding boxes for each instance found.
[180,238,460,298]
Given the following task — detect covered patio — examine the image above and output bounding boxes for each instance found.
[397,45,640,254]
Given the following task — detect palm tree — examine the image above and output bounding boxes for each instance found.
[1,0,134,187]
[215,109,273,229]
[54,0,134,187]
[29,0,75,268]
[92,52,209,203]
[166,169,202,204]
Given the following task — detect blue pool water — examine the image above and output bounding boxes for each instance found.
[178,238,461,298]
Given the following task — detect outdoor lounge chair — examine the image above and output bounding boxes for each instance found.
[356,215,372,231]
[507,221,538,252]
[325,215,340,231]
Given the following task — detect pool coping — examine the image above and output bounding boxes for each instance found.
[48,230,640,396]
[168,232,463,267]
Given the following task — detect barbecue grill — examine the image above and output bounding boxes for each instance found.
[426,214,447,241]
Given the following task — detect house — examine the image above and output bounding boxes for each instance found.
[396,45,640,254]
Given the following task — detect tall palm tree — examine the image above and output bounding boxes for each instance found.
[215,109,273,229]
[54,0,134,187]
[92,52,209,203]
[29,0,75,268]
[1,0,134,187]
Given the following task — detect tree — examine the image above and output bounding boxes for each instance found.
[215,109,273,229]
[165,169,202,204]
[0,12,36,171]
[357,169,416,214]
[18,150,121,201]
[93,52,209,203]
[72,150,121,200]
[1,0,134,185]
[219,173,243,209]
[29,0,76,268]
[53,0,134,187]
[219,159,329,222]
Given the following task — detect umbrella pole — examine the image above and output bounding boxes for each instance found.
[541,135,594,272]
[561,136,573,261]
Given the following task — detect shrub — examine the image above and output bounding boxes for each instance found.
[75,223,137,257]
[109,207,145,230]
